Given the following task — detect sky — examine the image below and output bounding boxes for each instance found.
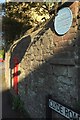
[0,0,5,3]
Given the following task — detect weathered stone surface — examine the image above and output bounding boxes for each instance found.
[53,66,68,76]
[58,76,73,85]
[48,58,75,65]
[9,2,79,119]
[68,67,77,78]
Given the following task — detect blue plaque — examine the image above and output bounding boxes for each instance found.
[54,7,73,35]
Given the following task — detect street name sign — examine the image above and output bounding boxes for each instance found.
[49,99,80,120]
[54,7,73,35]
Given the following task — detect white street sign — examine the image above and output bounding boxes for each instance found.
[49,99,80,120]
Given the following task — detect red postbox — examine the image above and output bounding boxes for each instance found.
[13,56,18,94]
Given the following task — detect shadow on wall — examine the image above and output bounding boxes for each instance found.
[2,88,29,118]
[6,2,80,118]
[8,23,80,119]
[10,35,31,69]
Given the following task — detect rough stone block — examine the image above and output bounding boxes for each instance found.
[58,76,74,85]
[63,33,76,41]
[53,66,68,76]
[68,67,77,78]
[48,58,75,66]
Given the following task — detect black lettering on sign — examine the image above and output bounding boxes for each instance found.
[65,108,69,118]
[69,110,73,119]
[56,103,60,111]
[56,103,63,114]
[49,100,53,108]
[73,112,78,119]
[49,101,52,107]
[54,103,57,109]
[59,105,63,114]
[52,101,56,109]
[49,100,55,109]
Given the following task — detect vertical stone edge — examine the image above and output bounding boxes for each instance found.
[77,1,80,114]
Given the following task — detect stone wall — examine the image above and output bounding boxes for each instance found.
[9,2,80,119]
[78,1,80,112]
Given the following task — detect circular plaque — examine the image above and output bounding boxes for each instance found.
[54,7,73,35]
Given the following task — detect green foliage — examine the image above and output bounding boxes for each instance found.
[3,2,61,45]
[3,16,23,44]
[5,2,55,25]
[12,96,24,112]
[0,50,5,59]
